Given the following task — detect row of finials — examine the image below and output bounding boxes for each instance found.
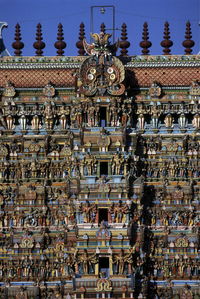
[11,21,195,56]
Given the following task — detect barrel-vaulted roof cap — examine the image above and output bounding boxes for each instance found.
[0,22,10,57]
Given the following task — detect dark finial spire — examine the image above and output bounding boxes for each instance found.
[33,23,45,56]
[12,23,24,56]
[54,23,66,56]
[100,23,106,34]
[76,22,86,56]
[139,22,152,55]
[160,22,173,55]
[182,21,195,55]
[120,23,130,56]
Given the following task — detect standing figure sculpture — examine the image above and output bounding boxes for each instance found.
[113,249,126,275]
[44,102,55,130]
[3,102,15,130]
[80,201,97,223]
[78,250,97,274]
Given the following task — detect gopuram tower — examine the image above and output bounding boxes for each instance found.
[0,21,199,298]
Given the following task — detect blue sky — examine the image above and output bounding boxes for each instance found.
[1,0,200,56]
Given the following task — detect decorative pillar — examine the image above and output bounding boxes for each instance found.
[121,285,127,298]
[108,209,111,223]
[79,287,86,299]
[108,162,111,176]
[95,248,99,275]
[95,206,99,223]
[97,162,100,177]
[109,256,113,275]
[124,162,128,176]
[95,262,99,275]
